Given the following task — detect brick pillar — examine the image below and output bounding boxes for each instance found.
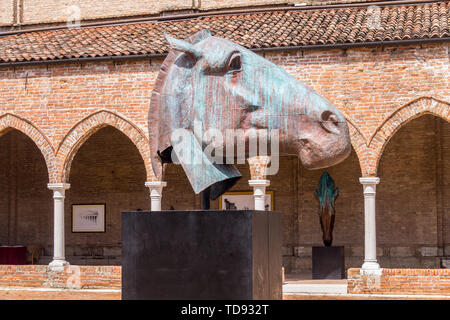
[248,156,271,211]
[360,177,381,275]
[47,183,71,271]
[145,181,167,211]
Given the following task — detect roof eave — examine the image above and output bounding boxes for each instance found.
[1,37,449,68]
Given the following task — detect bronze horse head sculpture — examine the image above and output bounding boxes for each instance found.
[149,30,351,199]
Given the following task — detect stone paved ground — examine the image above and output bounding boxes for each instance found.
[1,273,450,300]
[0,289,121,300]
[284,294,450,300]
[0,288,449,300]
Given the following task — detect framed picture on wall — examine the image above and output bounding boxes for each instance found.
[218,191,274,211]
[71,204,106,233]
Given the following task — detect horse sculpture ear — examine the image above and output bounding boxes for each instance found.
[164,33,203,59]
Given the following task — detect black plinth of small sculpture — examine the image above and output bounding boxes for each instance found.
[312,172,345,279]
[122,210,282,300]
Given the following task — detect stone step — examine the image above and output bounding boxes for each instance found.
[283,282,348,295]
[284,274,348,295]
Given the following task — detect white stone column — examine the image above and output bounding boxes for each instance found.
[145,181,167,211]
[248,180,270,211]
[47,183,71,271]
[359,177,381,275]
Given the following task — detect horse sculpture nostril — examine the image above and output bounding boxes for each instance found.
[320,111,341,134]
[321,111,339,124]
[299,139,309,147]
[321,111,332,122]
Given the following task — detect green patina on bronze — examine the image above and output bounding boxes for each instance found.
[314,172,339,247]
[149,30,351,200]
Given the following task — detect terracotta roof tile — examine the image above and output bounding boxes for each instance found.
[0,2,449,64]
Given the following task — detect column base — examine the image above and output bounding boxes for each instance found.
[361,261,382,275]
[48,259,70,272]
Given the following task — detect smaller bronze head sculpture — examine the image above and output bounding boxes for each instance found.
[314,172,339,247]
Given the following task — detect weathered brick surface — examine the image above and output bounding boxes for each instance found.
[348,268,450,296]
[5,266,449,297]
[0,0,385,28]
[55,110,154,182]
[200,0,381,11]
[0,289,121,300]
[247,156,272,180]
[0,265,121,289]
[0,0,14,26]
[0,43,448,273]
[0,44,448,181]
[0,60,160,183]
[264,45,450,176]
[21,0,191,26]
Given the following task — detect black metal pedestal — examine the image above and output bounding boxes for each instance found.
[312,246,345,279]
[122,210,282,300]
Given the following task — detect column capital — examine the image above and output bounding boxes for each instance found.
[145,181,167,188]
[145,181,166,211]
[360,177,379,196]
[248,179,270,188]
[359,177,380,185]
[47,183,71,191]
[48,183,71,199]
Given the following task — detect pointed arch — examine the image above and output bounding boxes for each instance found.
[367,97,450,176]
[55,110,156,183]
[0,113,55,181]
[340,111,367,177]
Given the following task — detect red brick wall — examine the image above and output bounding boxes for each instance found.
[1,0,191,27]
[0,60,160,183]
[348,268,450,295]
[0,126,149,264]
[1,44,448,182]
[0,1,384,28]
[3,265,450,293]
[0,265,121,289]
[266,45,450,176]
[376,115,449,268]
[0,0,14,27]
[0,43,448,273]
[0,118,443,272]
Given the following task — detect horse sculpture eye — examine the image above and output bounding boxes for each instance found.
[228,55,241,72]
